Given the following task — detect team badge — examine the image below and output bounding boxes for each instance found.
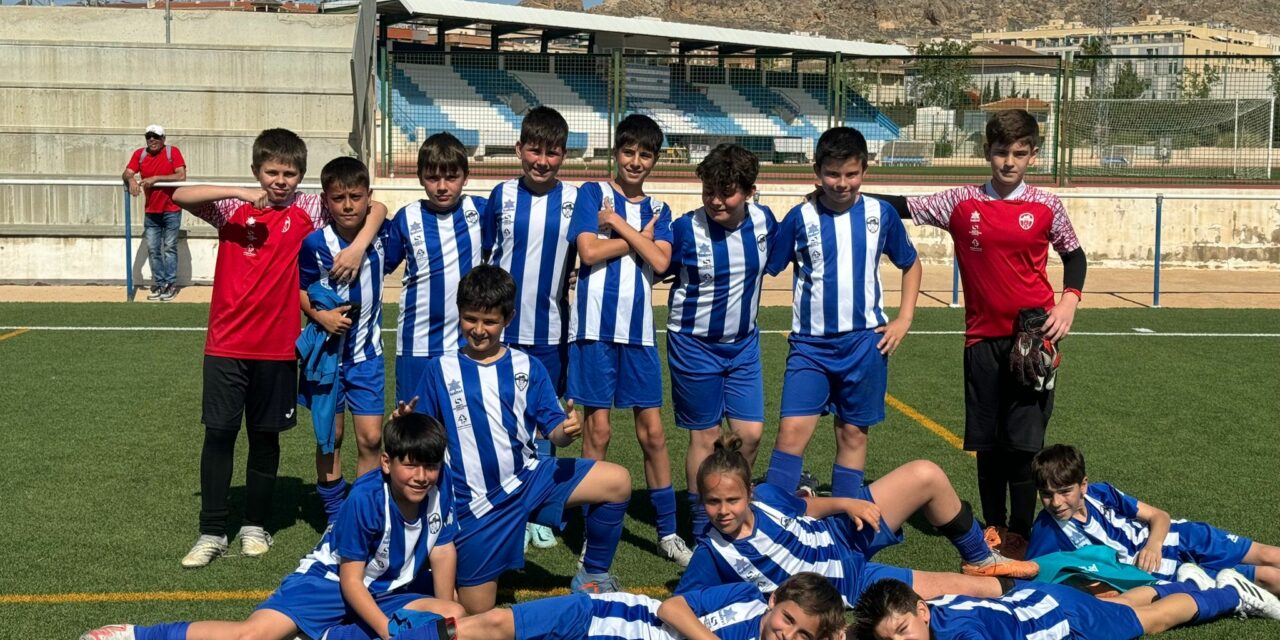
[756,234,768,252]
[465,208,479,225]
[282,216,291,233]
[562,202,574,219]
[1018,212,1034,230]
[428,512,442,534]
[514,372,529,391]
[866,216,880,234]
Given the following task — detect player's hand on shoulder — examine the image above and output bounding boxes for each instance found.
[560,399,581,439]
[875,316,912,355]
[391,396,418,419]
[330,247,362,284]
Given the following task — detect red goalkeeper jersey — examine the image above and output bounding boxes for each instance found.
[908,182,1080,345]
[191,193,328,360]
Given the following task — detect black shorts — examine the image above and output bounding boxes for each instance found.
[963,337,1054,452]
[202,355,298,432]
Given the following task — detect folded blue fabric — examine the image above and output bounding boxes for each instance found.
[1034,544,1159,592]
[297,282,346,454]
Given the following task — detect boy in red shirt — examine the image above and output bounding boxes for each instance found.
[172,129,387,568]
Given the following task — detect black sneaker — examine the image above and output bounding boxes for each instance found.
[146,285,163,300]
[158,284,177,301]
[796,470,820,497]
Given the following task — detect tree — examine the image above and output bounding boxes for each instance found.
[911,41,975,107]
[1109,61,1150,99]
[992,78,1002,102]
[1007,78,1018,98]
[1178,65,1220,99]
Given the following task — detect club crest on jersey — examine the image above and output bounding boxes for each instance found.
[465,208,479,225]
[1018,212,1034,230]
[756,234,768,252]
[283,216,291,233]
[562,202,574,219]
[514,372,529,391]
[428,512,442,535]
[866,216,880,234]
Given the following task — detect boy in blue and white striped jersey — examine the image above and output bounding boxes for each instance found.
[383,132,488,405]
[567,114,687,566]
[484,106,580,550]
[299,157,391,522]
[79,414,466,640]
[407,265,632,613]
[667,144,776,540]
[763,126,923,501]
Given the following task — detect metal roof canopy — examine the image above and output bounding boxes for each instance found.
[378,0,908,57]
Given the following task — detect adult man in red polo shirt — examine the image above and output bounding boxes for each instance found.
[123,124,187,300]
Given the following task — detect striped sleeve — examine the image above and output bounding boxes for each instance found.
[188,198,242,228]
[907,186,970,229]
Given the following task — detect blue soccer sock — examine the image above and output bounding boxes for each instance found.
[936,504,989,565]
[535,436,556,460]
[1153,581,1203,599]
[1190,587,1242,622]
[133,622,190,640]
[582,500,628,574]
[650,485,677,538]
[687,491,708,538]
[831,464,865,498]
[317,477,348,524]
[766,450,803,492]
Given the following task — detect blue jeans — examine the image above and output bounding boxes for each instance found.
[144,212,181,286]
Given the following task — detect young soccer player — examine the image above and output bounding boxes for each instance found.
[1026,444,1280,597]
[850,573,1279,640]
[666,143,775,540]
[407,265,631,612]
[762,126,922,502]
[677,435,1039,607]
[324,572,846,640]
[881,109,1088,550]
[484,106,581,550]
[299,156,389,522]
[170,129,387,568]
[383,132,487,405]
[568,113,688,565]
[79,413,466,640]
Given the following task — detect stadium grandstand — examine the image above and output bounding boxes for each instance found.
[358,0,909,176]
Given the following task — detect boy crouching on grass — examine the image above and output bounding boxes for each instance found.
[80,413,465,640]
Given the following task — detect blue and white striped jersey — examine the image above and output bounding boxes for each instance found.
[568,181,674,346]
[383,196,487,358]
[766,195,917,337]
[676,483,861,607]
[927,582,1141,640]
[485,179,579,346]
[667,204,777,342]
[299,223,387,364]
[1026,482,1198,580]
[564,584,769,640]
[293,467,457,593]
[412,348,567,521]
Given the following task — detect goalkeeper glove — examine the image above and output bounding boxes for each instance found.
[1010,307,1061,392]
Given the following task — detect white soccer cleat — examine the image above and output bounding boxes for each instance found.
[180,534,228,569]
[1217,567,1280,620]
[79,624,136,640]
[1175,563,1215,591]
[658,534,694,567]
[238,526,274,557]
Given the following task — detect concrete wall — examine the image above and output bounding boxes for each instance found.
[6,181,1277,285]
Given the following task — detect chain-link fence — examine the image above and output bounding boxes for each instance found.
[380,48,1280,186]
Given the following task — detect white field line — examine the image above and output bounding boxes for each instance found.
[1,326,1278,338]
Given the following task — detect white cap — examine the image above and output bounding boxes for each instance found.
[144,124,166,137]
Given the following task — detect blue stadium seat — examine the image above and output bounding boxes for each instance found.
[389,67,480,148]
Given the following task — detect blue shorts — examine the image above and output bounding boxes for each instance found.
[1031,582,1145,639]
[780,331,887,427]
[566,341,663,409]
[851,558,915,604]
[834,484,906,559]
[395,354,436,405]
[667,331,764,429]
[514,343,568,397]
[334,356,386,416]
[1175,520,1255,579]
[256,573,428,640]
[454,457,594,586]
[513,592,661,640]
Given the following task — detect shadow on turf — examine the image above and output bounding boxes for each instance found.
[196,477,331,536]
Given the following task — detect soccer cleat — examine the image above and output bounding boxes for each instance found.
[180,534,228,568]
[238,526,273,557]
[571,571,622,594]
[146,286,163,301]
[983,526,1029,561]
[1217,567,1280,620]
[795,470,819,498]
[658,534,694,567]
[157,284,177,302]
[1175,563,1215,591]
[80,624,135,640]
[962,550,1040,579]
[529,523,557,549]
